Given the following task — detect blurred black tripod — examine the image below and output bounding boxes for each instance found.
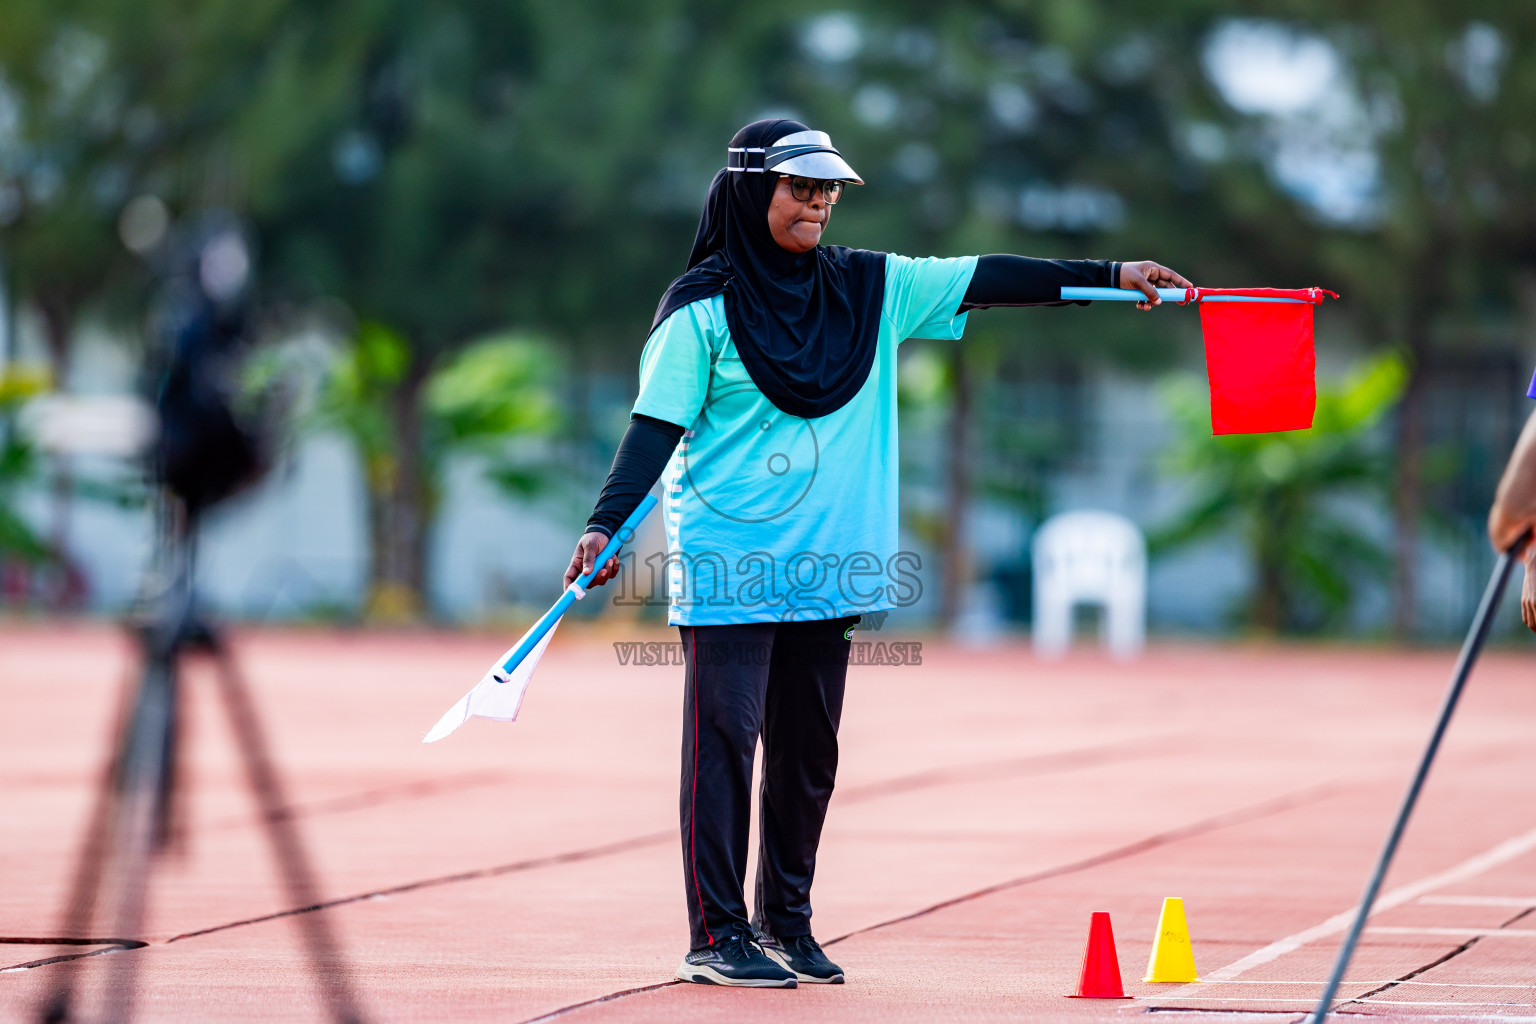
[39,498,364,1024]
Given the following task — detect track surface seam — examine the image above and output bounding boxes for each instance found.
[0,938,147,973]
[1343,936,1482,1007]
[2,737,1248,980]
[821,785,1336,946]
[1338,898,1536,1011]
[165,832,671,943]
[159,736,1167,943]
[512,783,1339,1023]
[200,769,512,831]
[1146,825,1536,1018]
[6,736,1155,964]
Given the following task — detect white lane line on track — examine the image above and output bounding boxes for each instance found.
[1186,979,1536,988]
[1191,980,1391,985]
[1146,996,1329,1003]
[1154,996,1536,1007]
[1391,982,1536,990]
[1146,995,1536,1005]
[1148,1015,1536,1023]
[1368,926,1536,938]
[1418,894,1536,907]
[1354,998,1536,1008]
[1156,821,1536,1001]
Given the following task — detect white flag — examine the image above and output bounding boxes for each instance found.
[422,617,562,743]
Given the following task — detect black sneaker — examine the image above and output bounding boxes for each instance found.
[756,931,844,984]
[676,932,798,988]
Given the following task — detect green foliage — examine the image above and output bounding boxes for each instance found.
[424,334,563,498]
[314,321,412,496]
[0,0,299,337]
[0,369,49,564]
[293,326,564,498]
[425,336,560,443]
[0,13,134,331]
[1151,355,1407,632]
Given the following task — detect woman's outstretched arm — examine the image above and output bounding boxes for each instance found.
[563,413,685,588]
[958,255,1191,312]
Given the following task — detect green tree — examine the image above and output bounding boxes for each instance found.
[0,14,140,598]
[252,325,562,618]
[0,0,305,602]
[0,368,50,572]
[1151,354,1406,632]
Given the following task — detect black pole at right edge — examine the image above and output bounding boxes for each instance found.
[1306,541,1523,1023]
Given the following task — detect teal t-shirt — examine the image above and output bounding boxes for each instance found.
[632,253,978,625]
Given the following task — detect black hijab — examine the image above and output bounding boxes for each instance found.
[650,119,887,420]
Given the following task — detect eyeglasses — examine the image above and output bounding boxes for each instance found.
[783,175,845,205]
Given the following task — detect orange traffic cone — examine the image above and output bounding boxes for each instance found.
[1067,911,1131,999]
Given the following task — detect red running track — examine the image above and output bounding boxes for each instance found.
[2,623,1536,1023]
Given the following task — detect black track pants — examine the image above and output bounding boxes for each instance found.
[679,616,856,950]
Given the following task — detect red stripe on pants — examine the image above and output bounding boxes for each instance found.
[688,626,713,945]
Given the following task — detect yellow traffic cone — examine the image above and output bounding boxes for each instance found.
[1143,897,1198,983]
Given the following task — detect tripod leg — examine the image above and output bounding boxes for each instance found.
[1306,545,1521,1022]
[39,711,126,1024]
[207,643,365,1024]
[40,650,170,1024]
[97,654,179,1024]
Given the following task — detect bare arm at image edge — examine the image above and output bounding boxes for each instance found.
[1487,409,1536,632]
[1488,410,1536,552]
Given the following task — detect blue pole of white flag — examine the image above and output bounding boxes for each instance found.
[421,493,660,743]
[498,493,659,676]
[1059,287,1307,303]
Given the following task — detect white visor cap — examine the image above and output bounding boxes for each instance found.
[728,130,864,184]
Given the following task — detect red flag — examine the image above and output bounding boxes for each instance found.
[1192,288,1335,435]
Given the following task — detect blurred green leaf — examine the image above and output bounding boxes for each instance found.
[425,334,560,443]
[0,371,48,563]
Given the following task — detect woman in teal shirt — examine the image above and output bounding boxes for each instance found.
[567,118,1189,988]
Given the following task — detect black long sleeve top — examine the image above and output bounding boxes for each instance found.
[958,254,1120,311]
[584,414,686,537]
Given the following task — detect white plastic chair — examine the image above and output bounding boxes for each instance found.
[1031,511,1146,660]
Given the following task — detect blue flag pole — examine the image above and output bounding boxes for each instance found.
[495,493,659,677]
[1059,287,1307,303]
